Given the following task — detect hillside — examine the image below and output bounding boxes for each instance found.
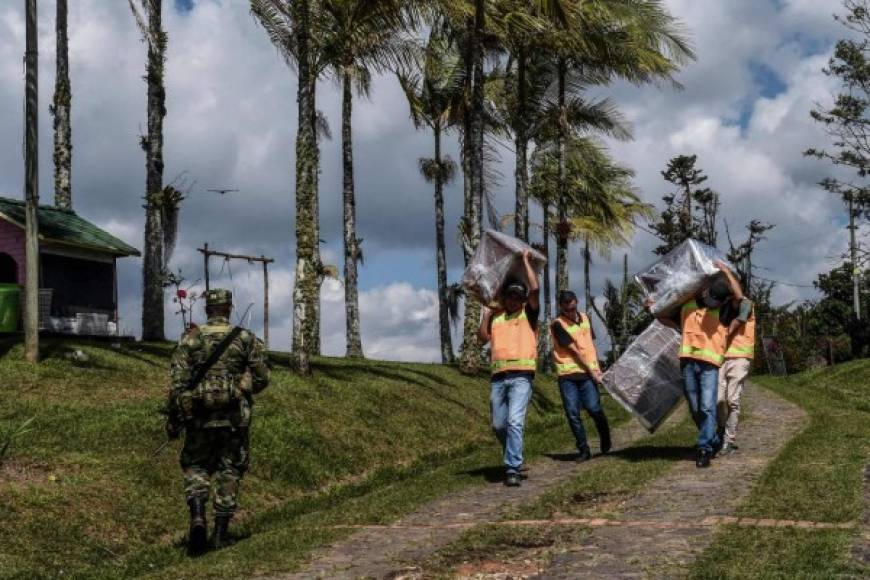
[0,337,611,578]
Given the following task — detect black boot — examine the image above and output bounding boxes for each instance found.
[696,448,712,468]
[592,412,612,455]
[576,445,592,462]
[212,514,232,549]
[187,497,208,555]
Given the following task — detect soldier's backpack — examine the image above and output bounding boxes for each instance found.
[186,326,245,412]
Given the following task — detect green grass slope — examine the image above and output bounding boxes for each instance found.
[0,337,613,578]
[691,359,870,579]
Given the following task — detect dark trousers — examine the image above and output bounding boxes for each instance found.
[558,375,611,451]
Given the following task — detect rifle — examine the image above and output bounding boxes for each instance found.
[154,403,181,458]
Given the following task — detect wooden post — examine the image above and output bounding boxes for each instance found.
[262,257,269,350]
[203,242,210,292]
[24,0,40,363]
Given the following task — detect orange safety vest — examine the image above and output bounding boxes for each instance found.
[490,308,538,374]
[726,303,756,360]
[551,313,599,376]
[680,300,727,367]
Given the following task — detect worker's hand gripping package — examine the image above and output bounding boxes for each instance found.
[635,239,733,318]
[461,230,547,306]
[600,321,684,432]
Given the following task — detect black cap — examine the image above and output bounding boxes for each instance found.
[558,290,577,303]
[707,278,733,302]
[503,281,528,299]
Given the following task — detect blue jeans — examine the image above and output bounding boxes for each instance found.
[490,373,534,473]
[558,376,607,451]
[681,359,721,453]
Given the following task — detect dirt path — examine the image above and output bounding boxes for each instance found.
[536,383,805,579]
[273,384,805,579]
[274,409,660,579]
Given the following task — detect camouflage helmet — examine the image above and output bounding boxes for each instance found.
[205,288,233,308]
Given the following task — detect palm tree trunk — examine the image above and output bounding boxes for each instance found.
[514,48,528,242]
[53,0,72,210]
[24,0,39,363]
[292,0,317,374]
[310,76,322,356]
[141,0,166,342]
[342,70,363,358]
[434,124,454,363]
[538,199,552,372]
[555,57,569,298]
[459,0,486,375]
[583,236,592,311]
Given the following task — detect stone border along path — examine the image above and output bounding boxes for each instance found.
[533,382,806,579]
[272,384,806,579]
[271,399,667,579]
[853,464,870,566]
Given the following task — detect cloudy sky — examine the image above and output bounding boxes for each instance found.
[0,0,862,361]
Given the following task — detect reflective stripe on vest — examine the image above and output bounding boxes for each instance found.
[491,309,537,374]
[726,307,756,360]
[551,313,599,376]
[680,300,727,367]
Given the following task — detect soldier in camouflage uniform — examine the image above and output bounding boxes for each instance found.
[165,288,270,553]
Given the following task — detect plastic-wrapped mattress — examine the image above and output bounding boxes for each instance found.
[635,239,732,318]
[461,229,547,305]
[600,321,684,432]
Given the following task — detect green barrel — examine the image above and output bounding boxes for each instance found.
[0,284,21,332]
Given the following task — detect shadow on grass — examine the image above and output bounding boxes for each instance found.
[543,452,580,462]
[609,445,693,463]
[0,334,20,358]
[456,464,505,483]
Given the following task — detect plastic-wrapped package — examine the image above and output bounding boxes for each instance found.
[635,239,732,318]
[461,230,547,305]
[601,321,684,432]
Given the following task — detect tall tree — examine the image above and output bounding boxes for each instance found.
[317,0,413,358]
[129,0,168,342]
[24,0,39,363]
[805,0,870,324]
[650,154,720,254]
[52,0,72,210]
[725,220,775,291]
[251,0,319,373]
[398,29,464,363]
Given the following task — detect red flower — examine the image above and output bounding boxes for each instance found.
[177,289,188,299]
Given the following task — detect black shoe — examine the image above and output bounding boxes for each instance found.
[696,449,712,468]
[576,446,592,462]
[504,472,521,487]
[187,497,208,555]
[211,515,232,549]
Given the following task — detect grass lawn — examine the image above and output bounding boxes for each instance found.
[0,337,628,579]
[690,359,870,579]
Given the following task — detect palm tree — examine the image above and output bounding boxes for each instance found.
[531,135,653,314]
[251,0,319,373]
[544,0,694,297]
[399,29,465,363]
[24,0,39,363]
[53,0,72,210]
[129,0,168,342]
[316,0,414,358]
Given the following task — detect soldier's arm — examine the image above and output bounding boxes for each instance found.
[166,337,194,432]
[246,334,271,394]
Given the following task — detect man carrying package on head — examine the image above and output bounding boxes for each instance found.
[478,250,540,488]
[649,260,741,468]
[550,290,611,461]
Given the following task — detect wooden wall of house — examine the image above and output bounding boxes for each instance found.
[0,220,26,284]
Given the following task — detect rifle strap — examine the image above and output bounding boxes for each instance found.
[188,326,244,391]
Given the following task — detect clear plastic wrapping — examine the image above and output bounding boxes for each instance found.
[461,230,547,305]
[601,321,684,432]
[635,239,732,318]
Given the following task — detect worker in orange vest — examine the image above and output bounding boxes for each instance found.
[550,290,611,461]
[478,250,540,488]
[718,275,754,456]
[652,260,740,468]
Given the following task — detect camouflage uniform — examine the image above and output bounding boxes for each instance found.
[166,289,269,547]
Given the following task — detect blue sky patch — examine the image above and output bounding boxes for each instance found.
[175,0,194,13]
